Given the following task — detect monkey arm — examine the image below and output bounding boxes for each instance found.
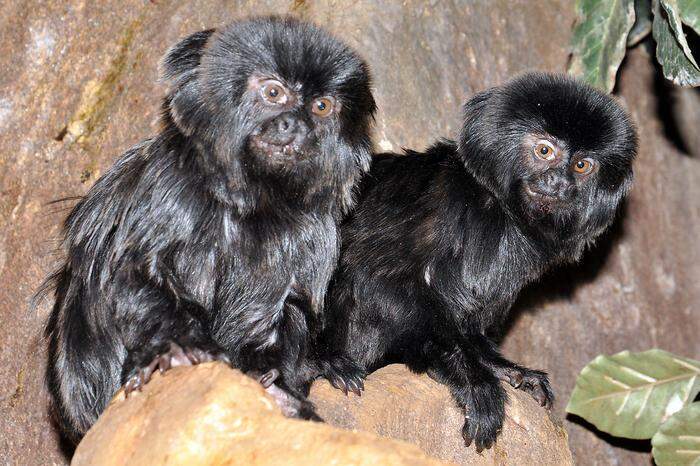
[425,261,554,411]
[423,337,506,452]
[426,258,491,334]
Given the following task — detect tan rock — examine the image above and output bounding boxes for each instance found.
[73,362,573,466]
[72,362,449,466]
[311,365,574,466]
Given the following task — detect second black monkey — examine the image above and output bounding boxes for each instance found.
[320,73,637,451]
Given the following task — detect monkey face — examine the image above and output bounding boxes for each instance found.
[459,73,637,242]
[160,17,376,209]
[244,77,340,165]
[518,132,598,217]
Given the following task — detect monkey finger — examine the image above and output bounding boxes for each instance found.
[189,349,204,364]
[461,420,473,447]
[328,375,349,395]
[164,342,194,367]
[156,353,172,373]
[139,367,153,385]
[258,369,280,388]
[217,353,231,364]
[345,378,363,396]
[509,372,523,388]
[327,376,342,391]
[337,379,350,395]
[537,387,554,409]
[123,377,141,397]
[125,369,149,396]
[534,389,546,406]
[201,349,216,362]
[181,347,200,365]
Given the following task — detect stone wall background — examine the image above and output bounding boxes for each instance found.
[0,1,698,465]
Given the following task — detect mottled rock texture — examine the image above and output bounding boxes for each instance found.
[310,365,573,466]
[0,1,698,465]
[72,363,572,465]
[72,364,449,466]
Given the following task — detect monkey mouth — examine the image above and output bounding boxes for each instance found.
[248,135,307,160]
[523,184,561,214]
[524,184,557,201]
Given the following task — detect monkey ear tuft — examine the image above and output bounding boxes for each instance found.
[458,89,507,196]
[458,88,495,159]
[160,29,215,136]
[161,29,215,87]
[461,89,494,124]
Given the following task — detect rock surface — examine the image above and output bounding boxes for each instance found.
[310,365,574,466]
[72,363,449,466]
[72,363,573,466]
[0,1,698,465]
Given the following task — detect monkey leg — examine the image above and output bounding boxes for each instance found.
[227,291,324,421]
[464,333,554,409]
[119,296,230,396]
[424,340,507,452]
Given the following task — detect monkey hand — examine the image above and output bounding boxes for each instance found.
[123,341,230,396]
[321,355,366,397]
[494,366,554,409]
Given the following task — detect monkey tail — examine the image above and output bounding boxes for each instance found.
[44,269,123,443]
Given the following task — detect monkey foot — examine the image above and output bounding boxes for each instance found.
[261,382,322,421]
[459,379,507,453]
[245,371,321,421]
[494,366,554,409]
[246,369,320,420]
[124,342,230,397]
[322,356,366,397]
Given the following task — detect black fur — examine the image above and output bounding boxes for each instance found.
[319,73,637,451]
[42,16,375,443]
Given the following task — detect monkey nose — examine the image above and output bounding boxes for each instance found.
[262,112,308,146]
[531,172,573,199]
[275,113,297,135]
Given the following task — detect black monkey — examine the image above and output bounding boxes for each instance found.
[319,73,637,451]
[41,16,375,442]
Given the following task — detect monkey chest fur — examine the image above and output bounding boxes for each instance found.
[172,211,338,349]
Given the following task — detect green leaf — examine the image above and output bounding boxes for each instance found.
[677,0,700,35]
[628,0,653,46]
[660,0,700,67]
[653,0,700,86]
[652,403,700,466]
[566,349,700,439]
[569,0,636,92]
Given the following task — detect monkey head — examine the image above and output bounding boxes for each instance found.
[160,17,376,212]
[459,73,637,251]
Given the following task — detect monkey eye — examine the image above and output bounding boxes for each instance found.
[260,81,288,105]
[533,141,556,161]
[311,97,335,117]
[572,158,595,175]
